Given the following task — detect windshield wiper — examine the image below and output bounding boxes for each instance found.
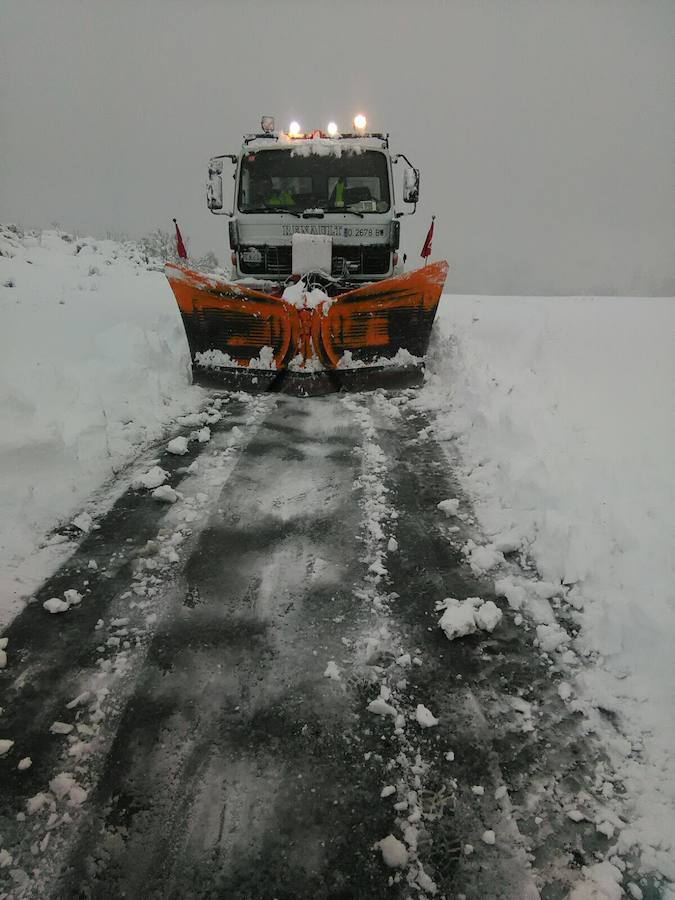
[323,206,365,218]
[244,207,301,218]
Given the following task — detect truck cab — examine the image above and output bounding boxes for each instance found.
[206,117,420,284]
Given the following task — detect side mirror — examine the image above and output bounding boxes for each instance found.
[403,167,420,204]
[207,158,224,211]
[206,155,237,214]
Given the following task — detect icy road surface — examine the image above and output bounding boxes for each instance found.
[0,391,653,899]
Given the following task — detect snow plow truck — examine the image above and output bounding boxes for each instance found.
[165,114,448,394]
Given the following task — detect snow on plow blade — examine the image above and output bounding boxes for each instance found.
[165,260,448,395]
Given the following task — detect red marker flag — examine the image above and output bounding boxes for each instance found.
[421,216,435,261]
[173,218,188,260]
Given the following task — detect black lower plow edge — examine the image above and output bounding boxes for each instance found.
[191,363,425,396]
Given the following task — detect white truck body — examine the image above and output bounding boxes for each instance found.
[207,131,419,283]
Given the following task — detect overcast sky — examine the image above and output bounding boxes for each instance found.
[1,0,673,294]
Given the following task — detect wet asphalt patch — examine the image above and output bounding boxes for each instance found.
[0,396,252,886]
[44,397,403,899]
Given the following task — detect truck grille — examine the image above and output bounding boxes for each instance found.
[239,246,390,277]
[239,245,292,275]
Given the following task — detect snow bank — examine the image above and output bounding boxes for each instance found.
[0,225,201,620]
[422,293,675,878]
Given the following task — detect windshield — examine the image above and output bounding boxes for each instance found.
[238,148,391,214]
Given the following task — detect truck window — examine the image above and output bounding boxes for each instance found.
[238,149,390,213]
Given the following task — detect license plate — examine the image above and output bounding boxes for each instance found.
[281,224,387,239]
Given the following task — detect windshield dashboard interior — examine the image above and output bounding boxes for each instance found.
[238,149,391,214]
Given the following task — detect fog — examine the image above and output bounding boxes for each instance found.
[1,0,673,294]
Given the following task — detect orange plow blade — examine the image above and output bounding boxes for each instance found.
[165,261,448,394]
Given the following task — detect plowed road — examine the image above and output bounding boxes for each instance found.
[0,391,606,899]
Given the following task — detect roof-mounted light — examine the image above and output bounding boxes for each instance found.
[288,120,301,137]
[353,113,367,132]
[261,115,275,133]
[326,121,339,137]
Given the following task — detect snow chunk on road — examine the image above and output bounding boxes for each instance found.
[387,537,398,552]
[567,809,586,822]
[595,820,614,838]
[49,721,74,735]
[49,772,88,806]
[467,544,505,575]
[438,599,478,640]
[151,485,178,504]
[195,426,211,443]
[0,649,6,669]
[43,597,69,614]
[63,589,82,606]
[367,698,397,717]
[323,661,341,681]
[474,599,503,632]
[414,864,438,894]
[132,466,169,490]
[415,704,439,728]
[71,511,93,533]
[177,412,208,427]
[49,772,76,799]
[376,834,409,868]
[481,829,496,845]
[66,691,91,709]
[0,739,14,756]
[568,861,623,900]
[167,436,189,455]
[17,757,32,771]
[437,498,460,516]
[558,682,573,701]
[532,580,563,599]
[494,578,527,610]
[0,849,12,868]
[438,597,503,640]
[490,529,523,553]
[380,785,396,798]
[68,784,88,806]
[26,792,52,815]
[368,559,388,577]
[536,623,569,653]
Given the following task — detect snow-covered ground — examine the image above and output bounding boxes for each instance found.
[0,226,673,890]
[423,294,675,885]
[0,226,202,617]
